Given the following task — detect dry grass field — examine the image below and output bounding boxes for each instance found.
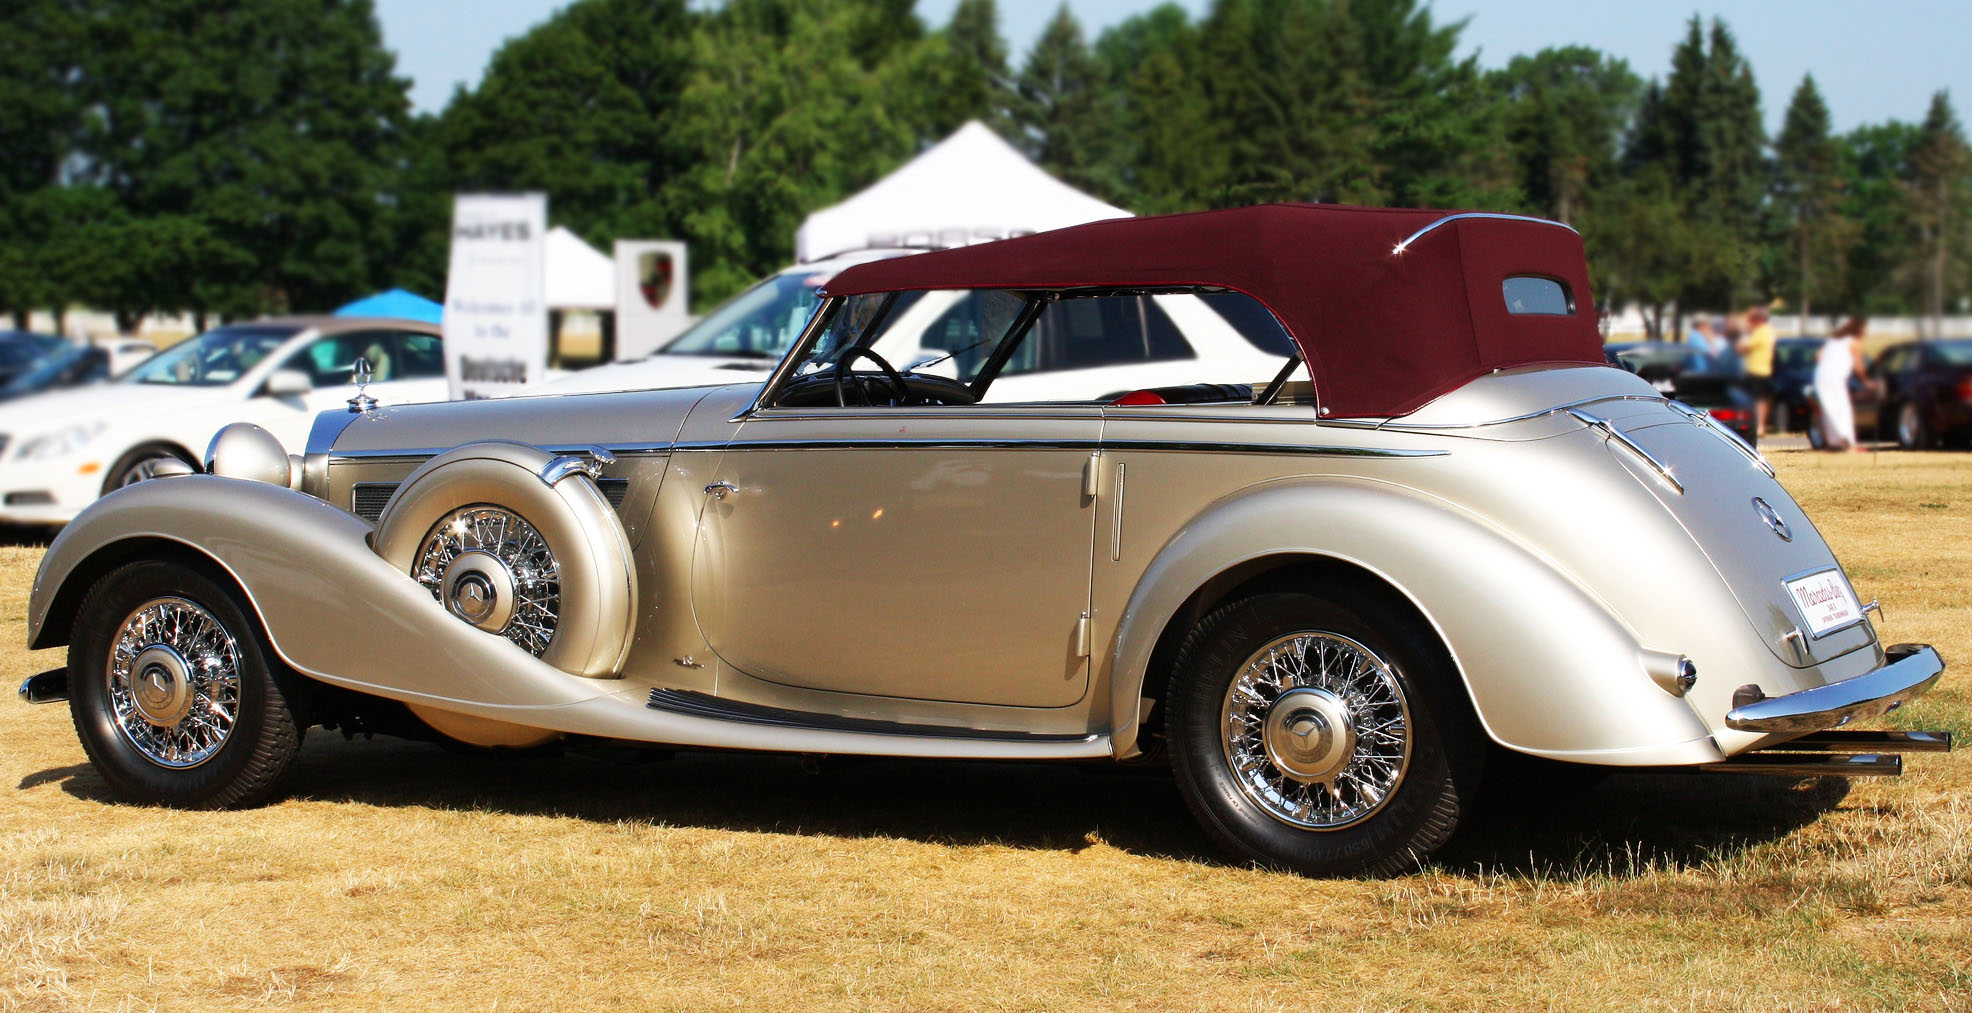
[3,449,1968,1011]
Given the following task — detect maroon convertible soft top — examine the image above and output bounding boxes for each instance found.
[822,203,1604,418]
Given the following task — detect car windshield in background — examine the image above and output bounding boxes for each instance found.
[0,333,67,370]
[1931,341,1972,366]
[122,326,297,386]
[1,343,100,394]
[1774,340,1821,369]
[660,270,827,359]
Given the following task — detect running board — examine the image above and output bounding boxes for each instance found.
[646,688,1096,744]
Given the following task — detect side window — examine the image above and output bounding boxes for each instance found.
[395,333,445,379]
[1200,292,1298,357]
[1502,276,1574,315]
[281,332,395,387]
[1010,295,1192,376]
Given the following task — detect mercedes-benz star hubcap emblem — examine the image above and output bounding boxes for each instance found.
[452,573,497,623]
[1752,497,1791,541]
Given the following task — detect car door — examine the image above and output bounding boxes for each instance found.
[689,289,1102,709]
[689,407,1101,708]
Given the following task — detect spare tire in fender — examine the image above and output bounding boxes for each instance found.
[372,441,638,680]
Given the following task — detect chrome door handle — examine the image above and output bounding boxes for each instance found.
[704,481,738,500]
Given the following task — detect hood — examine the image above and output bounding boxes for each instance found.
[0,381,235,434]
[520,354,776,396]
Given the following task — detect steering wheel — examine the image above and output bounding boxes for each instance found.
[833,347,913,407]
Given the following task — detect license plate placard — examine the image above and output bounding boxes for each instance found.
[1785,569,1863,637]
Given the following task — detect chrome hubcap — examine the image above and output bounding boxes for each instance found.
[1900,403,1919,446]
[107,597,241,768]
[1221,631,1411,830]
[414,505,560,656]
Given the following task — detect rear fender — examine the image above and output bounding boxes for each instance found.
[29,476,613,714]
[1104,477,1720,765]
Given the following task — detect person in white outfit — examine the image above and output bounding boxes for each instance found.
[1814,316,1873,451]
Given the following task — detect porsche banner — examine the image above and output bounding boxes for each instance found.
[614,239,690,360]
[443,193,548,400]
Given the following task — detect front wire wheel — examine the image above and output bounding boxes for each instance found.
[1169,588,1481,877]
[68,559,305,808]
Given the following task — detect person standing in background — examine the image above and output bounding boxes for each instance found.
[1736,306,1777,436]
[1685,317,1717,364]
[1814,316,1874,451]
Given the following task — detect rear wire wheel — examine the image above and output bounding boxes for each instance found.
[1168,587,1481,876]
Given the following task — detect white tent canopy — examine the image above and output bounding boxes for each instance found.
[794,121,1131,263]
[545,226,616,310]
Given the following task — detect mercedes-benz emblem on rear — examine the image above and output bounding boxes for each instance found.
[1752,497,1791,541]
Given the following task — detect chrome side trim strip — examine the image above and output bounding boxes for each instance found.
[1668,399,1775,476]
[1378,393,1668,431]
[329,443,674,464]
[680,438,1449,458]
[1392,212,1579,254]
[1567,408,1684,494]
[334,438,1446,460]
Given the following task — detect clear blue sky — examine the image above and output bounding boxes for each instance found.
[377,0,1971,134]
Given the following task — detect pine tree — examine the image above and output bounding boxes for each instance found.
[1900,91,1972,335]
[1627,15,1766,312]
[1013,7,1120,200]
[912,0,1017,141]
[1493,46,1642,225]
[1773,74,1855,321]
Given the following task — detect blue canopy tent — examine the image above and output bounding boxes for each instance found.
[335,288,442,324]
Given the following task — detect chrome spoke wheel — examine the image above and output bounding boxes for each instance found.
[118,456,170,488]
[1220,631,1411,830]
[413,505,561,656]
[105,597,242,769]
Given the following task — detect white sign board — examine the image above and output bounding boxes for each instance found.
[443,193,548,399]
[614,240,690,361]
[1784,569,1863,637]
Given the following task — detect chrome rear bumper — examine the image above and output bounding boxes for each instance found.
[1725,643,1945,734]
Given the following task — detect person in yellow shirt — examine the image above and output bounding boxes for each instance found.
[1736,306,1777,437]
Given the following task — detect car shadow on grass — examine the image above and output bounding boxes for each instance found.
[34,735,1857,880]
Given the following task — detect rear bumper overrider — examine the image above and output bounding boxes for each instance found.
[1725,643,1944,734]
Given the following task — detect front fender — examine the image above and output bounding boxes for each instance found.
[30,476,614,714]
[1104,476,1720,765]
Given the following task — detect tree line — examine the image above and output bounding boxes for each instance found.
[3,0,1968,338]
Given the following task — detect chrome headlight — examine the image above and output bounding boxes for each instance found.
[16,423,104,460]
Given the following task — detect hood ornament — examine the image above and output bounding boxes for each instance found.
[1752,497,1791,541]
[347,356,377,414]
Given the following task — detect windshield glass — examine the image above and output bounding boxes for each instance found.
[2,343,98,394]
[661,270,828,358]
[0,333,66,370]
[122,326,296,386]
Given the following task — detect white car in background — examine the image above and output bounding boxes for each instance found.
[0,317,445,525]
[527,250,1298,401]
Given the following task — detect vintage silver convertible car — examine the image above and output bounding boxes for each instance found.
[20,205,1951,876]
